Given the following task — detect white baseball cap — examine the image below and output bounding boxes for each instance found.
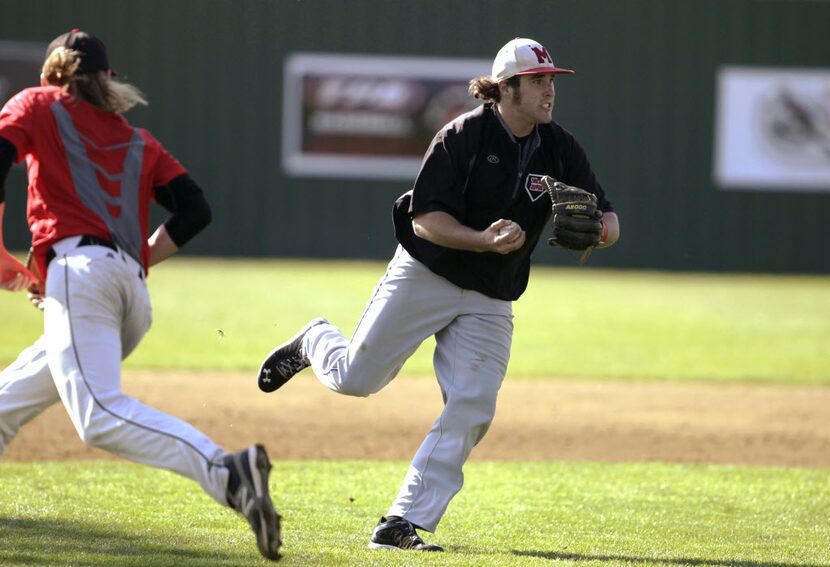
[491,38,574,81]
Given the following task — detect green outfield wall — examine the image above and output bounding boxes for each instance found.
[1,0,828,273]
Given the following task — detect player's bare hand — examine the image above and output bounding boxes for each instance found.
[1,270,37,292]
[0,251,40,292]
[27,282,45,310]
[485,219,526,255]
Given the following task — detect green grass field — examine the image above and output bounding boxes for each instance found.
[2,257,829,565]
[2,257,829,383]
[1,461,827,566]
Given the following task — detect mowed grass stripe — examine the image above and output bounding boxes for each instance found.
[0,461,827,566]
[2,257,828,383]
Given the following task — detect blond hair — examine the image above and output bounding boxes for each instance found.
[41,46,147,114]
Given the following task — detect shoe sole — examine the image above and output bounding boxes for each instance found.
[257,318,328,393]
[368,542,398,550]
[368,541,444,552]
[248,444,282,560]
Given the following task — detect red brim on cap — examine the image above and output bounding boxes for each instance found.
[515,66,575,75]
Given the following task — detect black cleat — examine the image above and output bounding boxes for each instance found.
[368,516,444,552]
[224,444,282,561]
[257,318,328,393]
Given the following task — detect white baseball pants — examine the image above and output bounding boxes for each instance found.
[0,237,229,505]
[304,245,513,532]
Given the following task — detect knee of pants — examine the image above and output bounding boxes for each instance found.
[0,410,20,454]
[0,427,13,456]
[332,380,377,398]
[72,399,125,450]
[74,419,115,449]
[445,393,498,433]
[325,357,396,398]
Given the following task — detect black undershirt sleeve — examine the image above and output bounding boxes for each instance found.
[153,173,212,248]
[0,136,18,204]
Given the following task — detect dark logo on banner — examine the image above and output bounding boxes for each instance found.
[525,173,548,201]
[759,87,830,164]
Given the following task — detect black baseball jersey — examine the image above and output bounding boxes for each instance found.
[393,103,613,301]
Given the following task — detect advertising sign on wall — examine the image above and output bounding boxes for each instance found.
[714,66,830,192]
[282,53,490,180]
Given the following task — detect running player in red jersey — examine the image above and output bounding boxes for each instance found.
[0,30,281,560]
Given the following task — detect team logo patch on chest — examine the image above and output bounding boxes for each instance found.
[525,174,549,202]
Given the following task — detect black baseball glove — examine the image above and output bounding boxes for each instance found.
[543,176,603,251]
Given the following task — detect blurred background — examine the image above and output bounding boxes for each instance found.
[1,0,828,273]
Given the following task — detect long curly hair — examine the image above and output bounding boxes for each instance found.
[41,47,147,114]
[468,75,519,103]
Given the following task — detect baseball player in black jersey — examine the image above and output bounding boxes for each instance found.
[257,37,620,551]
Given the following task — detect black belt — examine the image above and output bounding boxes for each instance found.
[46,235,117,265]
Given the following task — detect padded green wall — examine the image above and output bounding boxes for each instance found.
[2,0,828,272]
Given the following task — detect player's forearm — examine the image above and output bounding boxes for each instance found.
[412,210,490,252]
[153,174,212,249]
[0,202,8,253]
[0,135,16,205]
[147,224,179,267]
[0,202,17,257]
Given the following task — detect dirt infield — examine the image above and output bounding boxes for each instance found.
[3,372,830,467]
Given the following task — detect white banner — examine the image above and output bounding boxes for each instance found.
[282,53,489,180]
[713,66,830,192]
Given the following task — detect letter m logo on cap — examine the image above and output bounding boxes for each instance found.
[530,46,553,64]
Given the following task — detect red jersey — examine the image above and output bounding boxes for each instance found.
[0,86,186,274]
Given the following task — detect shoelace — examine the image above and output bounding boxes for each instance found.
[388,522,424,549]
[401,534,425,549]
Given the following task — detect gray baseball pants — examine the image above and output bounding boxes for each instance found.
[0,238,229,505]
[304,245,513,532]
